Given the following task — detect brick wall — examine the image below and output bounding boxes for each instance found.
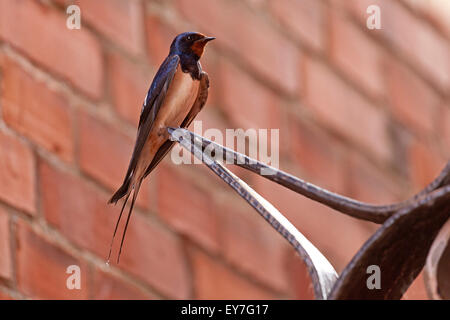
[0,0,448,300]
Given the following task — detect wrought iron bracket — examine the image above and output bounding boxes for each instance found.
[168,127,450,300]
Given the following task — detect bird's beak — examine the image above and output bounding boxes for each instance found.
[196,36,216,44]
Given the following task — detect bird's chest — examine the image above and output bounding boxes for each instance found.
[156,66,200,130]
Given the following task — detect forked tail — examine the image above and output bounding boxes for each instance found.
[107,176,142,264]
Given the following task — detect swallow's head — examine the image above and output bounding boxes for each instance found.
[170,32,215,60]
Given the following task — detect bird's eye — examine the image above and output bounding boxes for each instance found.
[187,36,192,41]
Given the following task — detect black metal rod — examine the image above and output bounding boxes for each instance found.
[170,128,450,224]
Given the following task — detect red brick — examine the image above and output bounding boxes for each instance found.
[0,130,35,214]
[245,0,266,9]
[346,152,402,204]
[0,0,103,99]
[193,108,231,135]
[218,202,289,293]
[289,121,346,192]
[219,59,281,130]
[269,0,325,51]
[305,57,391,162]
[286,252,315,299]
[408,141,446,189]
[0,209,12,280]
[15,220,89,299]
[0,289,13,300]
[345,0,450,92]
[176,0,300,95]
[39,160,189,298]
[386,60,440,136]
[403,0,450,38]
[189,246,276,299]
[145,14,176,67]
[78,111,150,209]
[92,269,155,300]
[402,271,428,300]
[115,213,191,299]
[1,56,74,162]
[39,160,120,257]
[108,51,150,126]
[329,12,384,98]
[158,166,219,253]
[441,105,450,152]
[57,0,144,55]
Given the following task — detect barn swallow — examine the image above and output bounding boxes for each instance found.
[108,32,214,263]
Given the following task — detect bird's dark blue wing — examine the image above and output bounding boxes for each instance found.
[122,54,180,183]
[139,54,180,128]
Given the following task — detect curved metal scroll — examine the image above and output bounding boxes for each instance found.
[329,186,450,299]
[168,127,450,300]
